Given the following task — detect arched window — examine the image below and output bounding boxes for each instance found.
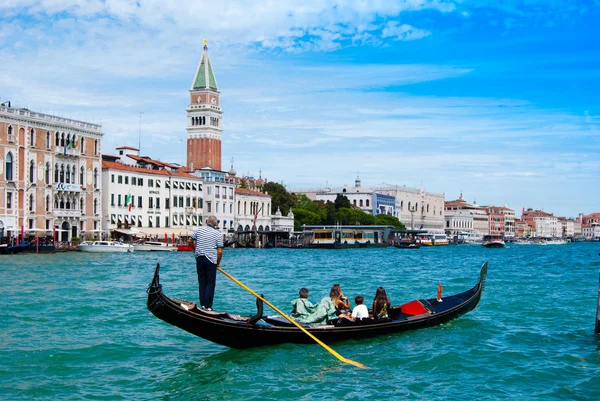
[60,164,65,183]
[408,202,411,210]
[6,152,13,181]
[30,128,35,147]
[427,204,430,213]
[55,132,60,146]
[93,168,98,188]
[80,198,84,211]
[29,193,34,211]
[359,199,363,207]
[366,199,370,207]
[353,199,357,206]
[54,164,59,183]
[71,164,75,183]
[45,162,50,184]
[61,132,65,147]
[244,201,247,215]
[80,137,85,152]
[80,166,84,185]
[94,139,98,155]
[66,165,71,183]
[66,134,71,149]
[46,195,50,212]
[94,199,98,214]
[29,160,35,183]
[8,125,13,138]
[46,131,51,149]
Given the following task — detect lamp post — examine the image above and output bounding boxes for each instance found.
[409,205,417,230]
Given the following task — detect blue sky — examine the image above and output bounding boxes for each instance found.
[1,0,599,218]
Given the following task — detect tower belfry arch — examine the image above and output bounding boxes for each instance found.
[186,39,223,171]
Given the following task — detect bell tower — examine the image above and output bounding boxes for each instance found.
[186,40,222,171]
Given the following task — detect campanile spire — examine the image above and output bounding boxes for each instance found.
[186,40,222,171]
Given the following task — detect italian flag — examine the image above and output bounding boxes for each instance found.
[125,194,132,212]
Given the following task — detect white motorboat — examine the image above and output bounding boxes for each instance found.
[78,241,133,253]
[132,241,178,252]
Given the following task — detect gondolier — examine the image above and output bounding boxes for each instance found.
[188,215,223,310]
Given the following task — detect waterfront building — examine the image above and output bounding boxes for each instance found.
[296,176,444,232]
[579,212,600,240]
[193,167,236,235]
[271,207,294,232]
[101,146,203,238]
[234,188,271,232]
[514,218,531,238]
[1,105,103,243]
[558,217,575,238]
[485,206,507,237]
[186,40,222,171]
[521,208,560,238]
[444,194,489,237]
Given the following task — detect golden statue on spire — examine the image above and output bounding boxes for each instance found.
[203,38,207,46]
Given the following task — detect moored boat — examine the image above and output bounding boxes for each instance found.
[133,241,177,252]
[419,233,449,246]
[147,262,487,348]
[78,241,133,253]
[482,234,505,248]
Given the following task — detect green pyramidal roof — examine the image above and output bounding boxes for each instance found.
[192,45,218,91]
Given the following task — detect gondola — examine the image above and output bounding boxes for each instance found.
[147,262,487,349]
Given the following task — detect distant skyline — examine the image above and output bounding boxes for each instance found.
[1,1,599,218]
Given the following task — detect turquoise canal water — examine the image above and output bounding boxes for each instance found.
[2,243,600,400]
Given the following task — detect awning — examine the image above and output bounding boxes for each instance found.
[112,228,139,235]
[137,227,197,237]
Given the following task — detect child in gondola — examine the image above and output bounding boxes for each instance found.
[290,287,314,319]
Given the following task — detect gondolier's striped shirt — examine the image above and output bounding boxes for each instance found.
[191,225,223,264]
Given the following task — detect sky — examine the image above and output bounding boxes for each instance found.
[1,0,599,218]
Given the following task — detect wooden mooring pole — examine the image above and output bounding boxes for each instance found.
[596,272,600,334]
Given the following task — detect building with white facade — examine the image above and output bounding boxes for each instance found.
[295,176,444,231]
[522,208,561,238]
[193,167,236,235]
[444,194,489,237]
[1,105,103,243]
[234,188,271,231]
[271,207,294,232]
[102,147,203,238]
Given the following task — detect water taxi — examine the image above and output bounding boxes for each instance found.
[419,233,449,246]
[482,234,505,248]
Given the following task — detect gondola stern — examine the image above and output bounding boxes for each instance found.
[147,263,164,314]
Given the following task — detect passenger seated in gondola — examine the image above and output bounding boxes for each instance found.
[351,295,369,320]
[294,284,351,324]
[372,287,391,319]
[290,287,314,319]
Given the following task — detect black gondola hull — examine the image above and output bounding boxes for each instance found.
[147,263,487,348]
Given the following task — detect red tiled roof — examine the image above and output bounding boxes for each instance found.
[102,160,200,179]
[116,146,139,151]
[235,188,270,197]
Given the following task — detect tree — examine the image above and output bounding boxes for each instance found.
[375,214,406,229]
[292,208,321,230]
[334,194,352,210]
[263,182,296,214]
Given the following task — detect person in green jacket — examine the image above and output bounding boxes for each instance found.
[290,288,314,319]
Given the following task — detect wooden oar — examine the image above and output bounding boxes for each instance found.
[217,266,366,369]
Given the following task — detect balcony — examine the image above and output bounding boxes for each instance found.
[53,210,81,218]
[55,146,81,157]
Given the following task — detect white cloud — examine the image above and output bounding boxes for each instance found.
[381,22,431,41]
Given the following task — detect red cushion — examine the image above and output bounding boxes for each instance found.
[400,300,429,316]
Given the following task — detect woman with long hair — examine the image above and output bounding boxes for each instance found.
[372,287,391,318]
